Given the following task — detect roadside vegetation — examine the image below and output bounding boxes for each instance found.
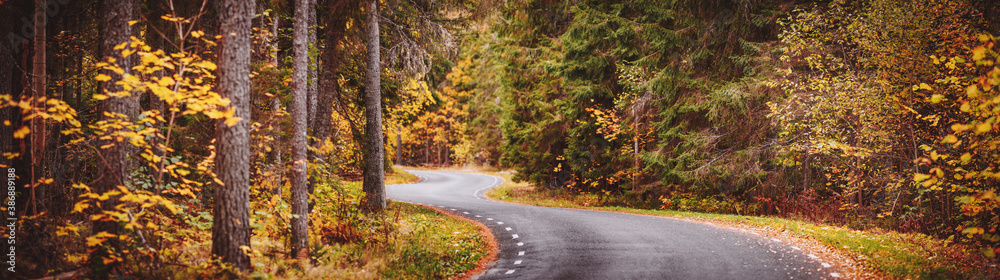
[27,168,491,279]
[487,172,997,279]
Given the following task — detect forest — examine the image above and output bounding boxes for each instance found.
[1,0,1000,278]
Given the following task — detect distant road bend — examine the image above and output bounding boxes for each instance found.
[387,170,841,279]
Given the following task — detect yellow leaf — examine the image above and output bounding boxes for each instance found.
[914,173,931,182]
[197,61,217,71]
[128,20,138,26]
[113,42,128,50]
[931,94,944,103]
[961,153,972,164]
[157,76,175,87]
[225,116,241,127]
[972,46,987,62]
[968,85,981,98]
[86,237,103,247]
[13,126,29,139]
[952,123,971,133]
[963,227,984,236]
[919,83,933,91]
[942,134,958,144]
[95,74,112,82]
[56,224,79,236]
[932,167,944,178]
[960,102,971,112]
[73,201,89,213]
[975,123,992,134]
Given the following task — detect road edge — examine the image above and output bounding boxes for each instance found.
[391,200,500,280]
[476,173,874,279]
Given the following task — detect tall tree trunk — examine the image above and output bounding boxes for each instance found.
[363,0,386,212]
[309,0,349,213]
[305,0,317,213]
[212,0,254,271]
[30,0,47,215]
[290,0,310,257]
[91,0,138,274]
[306,0,318,129]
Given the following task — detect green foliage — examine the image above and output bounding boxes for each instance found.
[488,0,784,200]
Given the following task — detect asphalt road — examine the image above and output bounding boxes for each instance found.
[386,170,839,279]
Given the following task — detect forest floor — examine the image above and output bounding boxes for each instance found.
[275,169,491,279]
[406,166,999,279]
[134,169,492,280]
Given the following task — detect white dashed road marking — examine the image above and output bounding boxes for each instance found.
[505,270,515,274]
[517,242,523,246]
[505,227,512,231]
[514,260,522,265]
[463,211,470,214]
[497,221,504,225]
[487,218,494,221]
[822,263,832,268]
[830,272,841,278]
[518,251,525,256]
[512,234,519,239]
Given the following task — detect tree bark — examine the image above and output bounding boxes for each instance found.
[290,0,310,257]
[363,0,386,212]
[212,0,254,271]
[30,0,47,215]
[91,0,138,274]
[306,0,318,130]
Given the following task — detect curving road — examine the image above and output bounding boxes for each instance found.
[387,170,839,279]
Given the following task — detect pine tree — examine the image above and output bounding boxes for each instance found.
[212,0,254,271]
[290,0,311,256]
[363,0,386,212]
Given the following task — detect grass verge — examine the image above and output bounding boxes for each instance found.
[485,172,996,279]
[158,168,490,279]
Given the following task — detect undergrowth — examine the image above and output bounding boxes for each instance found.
[38,169,486,279]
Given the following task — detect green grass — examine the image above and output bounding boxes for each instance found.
[486,172,993,279]
[305,169,487,279]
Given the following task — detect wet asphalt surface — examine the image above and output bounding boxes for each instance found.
[386,170,839,279]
